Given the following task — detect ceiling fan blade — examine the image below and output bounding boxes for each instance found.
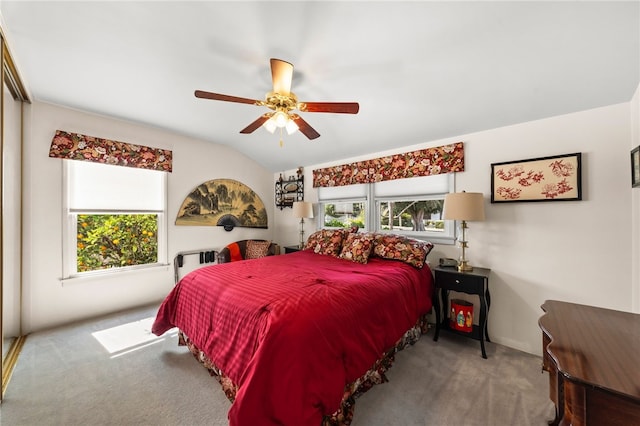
[240,114,272,134]
[299,102,360,114]
[195,90,260,105]
[291,115,320,140]
[270,58,294,95]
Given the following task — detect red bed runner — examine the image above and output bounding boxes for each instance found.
[152,250,433,425]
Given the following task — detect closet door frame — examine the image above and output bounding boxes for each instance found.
[0,29,30,401]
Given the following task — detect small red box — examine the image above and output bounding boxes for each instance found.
[450,299,473,333]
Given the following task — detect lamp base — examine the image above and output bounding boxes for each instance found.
[457,260,473,272]
[457,221,473,272]
[298,218,305,250]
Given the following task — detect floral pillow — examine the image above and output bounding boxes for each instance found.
[304,229,347,257]
[245,240,272,259]
[372,234,434,268]
[339,232,375,264]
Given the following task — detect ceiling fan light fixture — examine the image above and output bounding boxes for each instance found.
[273,111,289,128]
[285,119,298,135]
[263,118,277,134]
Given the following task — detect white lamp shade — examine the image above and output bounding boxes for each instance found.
[273,111,288,128]
[443,192,485,221]
[292,201,314,219]
[285,119,298,135]
[263,118,277,133]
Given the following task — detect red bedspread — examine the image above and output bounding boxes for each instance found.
[152,250,433,426]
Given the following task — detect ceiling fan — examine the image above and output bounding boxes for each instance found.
[195,58,359,141]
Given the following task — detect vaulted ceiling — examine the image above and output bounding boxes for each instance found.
[1,1,638,172]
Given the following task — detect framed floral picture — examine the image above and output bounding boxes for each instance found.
[632,146,640,188]
[491,152,582,203]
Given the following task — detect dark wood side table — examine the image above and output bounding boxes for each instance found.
[432,265,491,358]
[284,245,301,254]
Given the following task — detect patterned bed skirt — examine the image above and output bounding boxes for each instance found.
[179,314,430,425]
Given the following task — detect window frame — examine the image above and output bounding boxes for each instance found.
[374,193,454,244]
[317,174,456,245]
[317,197,369,231]
[62,161,168,279]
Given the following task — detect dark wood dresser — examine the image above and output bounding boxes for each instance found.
[538,300,640,426]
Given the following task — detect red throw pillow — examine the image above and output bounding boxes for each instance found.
[227,242,243,262]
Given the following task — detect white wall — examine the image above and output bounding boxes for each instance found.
[22,101,275,333]
[277,101,634,355]
[631,84,640,313]
[272,168,316,249]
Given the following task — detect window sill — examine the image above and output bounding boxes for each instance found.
[376,230,455,246]
[61,263,170,286]
[424,237,455,246]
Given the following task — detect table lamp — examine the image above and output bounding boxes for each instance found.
[292,201,314,249]
[443,191,485,271]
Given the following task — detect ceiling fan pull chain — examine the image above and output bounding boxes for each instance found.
[279,127,284,147]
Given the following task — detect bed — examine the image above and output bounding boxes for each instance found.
[152,231,434,425]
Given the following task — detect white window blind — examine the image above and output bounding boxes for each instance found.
[67,160,165,211]
[318,183,367,201]
[374,174,450,197]
[63,160,167,279]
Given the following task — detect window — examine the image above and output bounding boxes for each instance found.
[318,174,455,244]
[377,198,444,232]
[63,160,167,278]
[318,183,369,230]
[322,201,367,229]
[373,174,455,243]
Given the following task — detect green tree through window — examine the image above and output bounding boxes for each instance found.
[323,202,365,229]
[379,199,444,232]
[76,214,158,272]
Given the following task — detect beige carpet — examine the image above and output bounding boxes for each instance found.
[0,303,554,425]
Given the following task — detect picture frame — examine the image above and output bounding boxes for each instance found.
[632,146,640,188]
[491,152,582,203]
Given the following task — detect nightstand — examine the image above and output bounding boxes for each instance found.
[284,245,301,254]
[433,265,491,358]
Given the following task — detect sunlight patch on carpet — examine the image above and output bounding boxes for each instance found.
[92,317,176,357]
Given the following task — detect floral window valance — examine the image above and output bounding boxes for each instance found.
[49,130,172,172]
[312,142,464,187]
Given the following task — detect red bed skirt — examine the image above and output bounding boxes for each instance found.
[179,314,430,425]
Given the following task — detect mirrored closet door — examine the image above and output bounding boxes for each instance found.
[1,31,30,400]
